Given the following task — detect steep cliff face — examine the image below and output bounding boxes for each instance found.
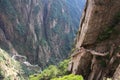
[76,0,120,47]
[0,0,85,68]
[70,0,120,80]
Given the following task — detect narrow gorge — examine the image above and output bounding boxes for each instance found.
[0,0,85,68]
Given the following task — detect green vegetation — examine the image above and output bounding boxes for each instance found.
[49,0,70,23]
[97,27,115,41]
[0,0,16,16]
[71,48,76,53]
[106,78,112,80]
[16,23,26,36]
[29,59,78,80]
[97,12,120,42]
[33,5,40,15]
[39,38,47,46]
[52,74,83,80]
[49,0,63,20]
[29,65,59,80]
[58,59,70,75]
[0,48,39,80]
[34,24,40,38]
[21,64,36,76]
[0,48,26,80]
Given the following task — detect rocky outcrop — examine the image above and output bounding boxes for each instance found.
[76,0,120,47]
[0,48,26,80]
[70,0,120,80]
[0,0,85,68]
[12,54,41,73]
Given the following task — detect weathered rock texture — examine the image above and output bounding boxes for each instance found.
[70,0,120,80]
[76,0,120,47]
[0,0,85,68]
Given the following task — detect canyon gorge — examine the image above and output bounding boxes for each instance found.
[0,0,85,68]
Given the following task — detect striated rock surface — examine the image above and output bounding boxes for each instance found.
[70,0,120,80]
[76,0,120,47]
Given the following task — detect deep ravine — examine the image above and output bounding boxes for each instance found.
[0,0,85,68]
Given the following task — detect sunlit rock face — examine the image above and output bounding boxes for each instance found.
[0,0,85,68]
[76,0,120,47]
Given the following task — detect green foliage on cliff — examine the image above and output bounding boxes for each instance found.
[0,48,39,80]
[16,23,26,36]
[49,0,63,20]
[58,59,70,75]
[29,59,70,80]
[0,0,16,16]
[97,12,120,42]
[0,48,26,80]
[40,38,47,46]
[33,5,40,15]
[97,27,115,41]
[35,24,40,38]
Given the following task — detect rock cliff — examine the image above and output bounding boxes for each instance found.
[0,0,85,68]
[69,0,120,80]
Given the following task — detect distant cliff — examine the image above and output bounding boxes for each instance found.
[0,0,85,68]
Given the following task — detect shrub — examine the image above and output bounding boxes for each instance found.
[16,23,26,36]
[58,59,70,75]
[40,38,47,46]
[29,65,60,80]
[51,74,84,80]
[29,59,70,80]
